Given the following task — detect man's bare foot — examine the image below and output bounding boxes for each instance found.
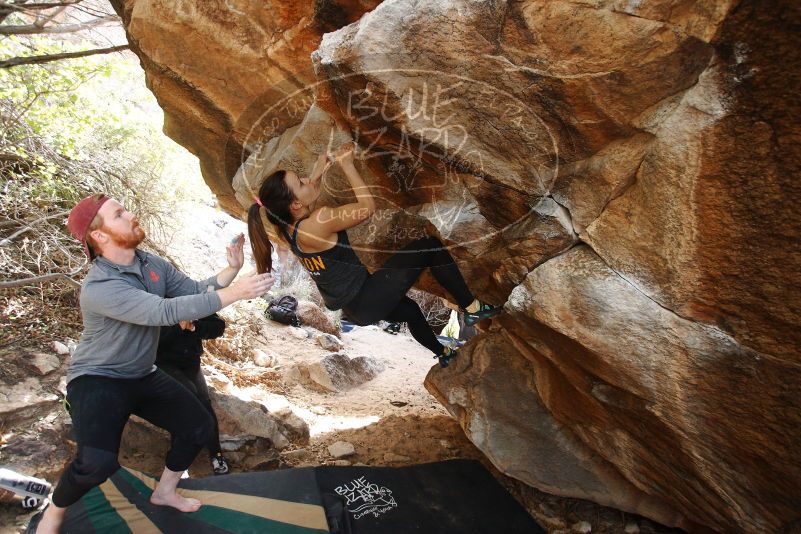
[35,503,65,534]
[149,491,201,512]
[151,466,200,512]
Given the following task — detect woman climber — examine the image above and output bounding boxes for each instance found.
[246,143,500,367]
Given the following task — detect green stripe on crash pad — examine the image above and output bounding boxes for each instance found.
[117,469,329,534]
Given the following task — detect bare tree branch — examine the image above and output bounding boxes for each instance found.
[0,43,129,68]
[1,1,82,11]
[0,266,84,289]
[0,210,69,245]
[69,1,112,18]
[34,4,67,26]
[0,1,83,25]
[0,12,116,34]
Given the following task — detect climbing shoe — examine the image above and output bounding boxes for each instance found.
[211,453,229,475]
[383,322,401,335]
[435,346,458,368]
[463,302,502,326]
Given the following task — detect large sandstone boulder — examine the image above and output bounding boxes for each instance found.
[113,0,801,531]
[428,245,801,531]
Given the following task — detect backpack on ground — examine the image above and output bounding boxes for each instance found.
[265,295,301,327]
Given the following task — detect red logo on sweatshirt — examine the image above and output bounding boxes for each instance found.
[149,271,160,282]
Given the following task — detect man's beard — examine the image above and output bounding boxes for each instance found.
[103,224,146,249]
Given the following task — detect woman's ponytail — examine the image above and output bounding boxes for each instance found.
[247,170,294,274]
[247,203,273,274]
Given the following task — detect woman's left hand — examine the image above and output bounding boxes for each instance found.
[333,142,355,166]
[308,153,333,185]
[227,233,245,269]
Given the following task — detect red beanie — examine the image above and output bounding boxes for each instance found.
[67,194,109,260]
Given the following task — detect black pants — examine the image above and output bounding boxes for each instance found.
[343,236,474,355]
[51,370,214,508]
[158,363,222,456]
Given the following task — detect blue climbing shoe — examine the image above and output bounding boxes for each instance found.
[435,346,458,368]
[463,302,502,326]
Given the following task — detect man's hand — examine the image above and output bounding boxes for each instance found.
[226,233,245,270]
[232,271,274,300]
[217,271,274,307]
[179,320,195,331]
[233,271,274,298]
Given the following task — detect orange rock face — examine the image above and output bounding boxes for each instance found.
[108,0,383,214]
[112,0,801,531]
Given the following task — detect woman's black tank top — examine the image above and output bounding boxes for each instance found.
[284,219,368,310]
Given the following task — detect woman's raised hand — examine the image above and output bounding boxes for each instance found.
[332,142,356,166]
[308,153,333,185]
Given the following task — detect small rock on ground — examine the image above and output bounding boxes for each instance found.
[307,353,384,392]
[316,333,343,351]
[31,353,60,375]
[253,348,278,367]
[327,441,355,458]
[296,300,340,336]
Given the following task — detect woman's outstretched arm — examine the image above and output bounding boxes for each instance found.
[338,143,375,217]
[308,143,375,234]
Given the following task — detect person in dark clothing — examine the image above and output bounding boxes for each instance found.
[156,314,229,475]
[246,143,500,368]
